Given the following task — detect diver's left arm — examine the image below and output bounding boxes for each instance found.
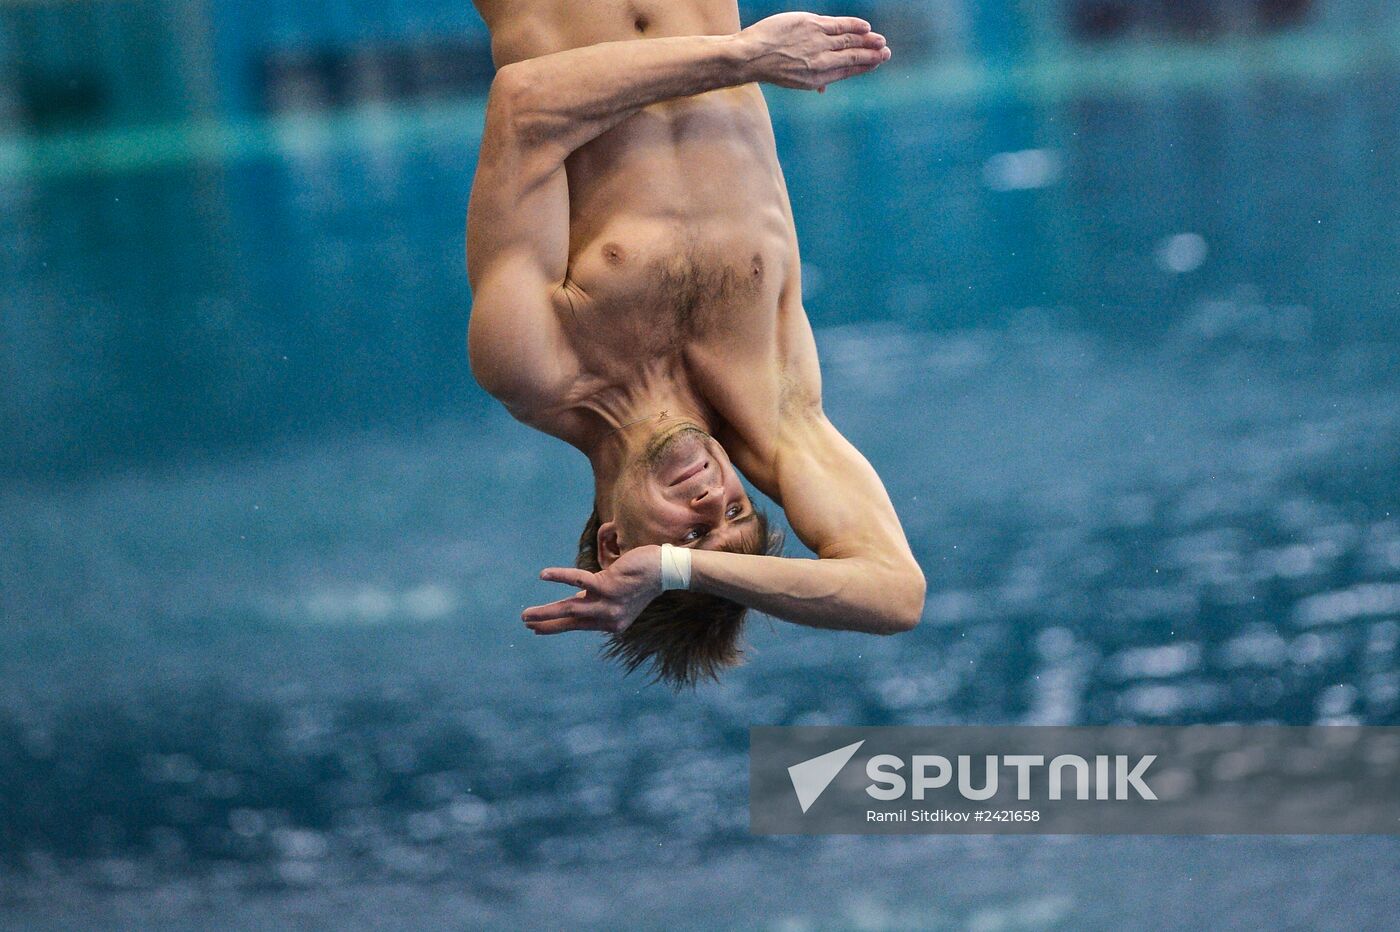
[522,412,924,636]
[689,411,925,633]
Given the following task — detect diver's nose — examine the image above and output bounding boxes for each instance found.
[691,483,724,509]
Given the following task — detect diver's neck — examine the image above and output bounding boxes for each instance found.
[582,381,713,520]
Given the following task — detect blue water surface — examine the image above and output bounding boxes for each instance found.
[2,64,1400,929]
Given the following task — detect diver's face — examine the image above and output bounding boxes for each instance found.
[614,426,758,552]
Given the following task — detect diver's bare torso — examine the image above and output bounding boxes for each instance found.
[472,0,820,489]
[468,6,924,637]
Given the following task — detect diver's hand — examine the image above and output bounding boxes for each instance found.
[738,12,891,92]
[522,545,664,635]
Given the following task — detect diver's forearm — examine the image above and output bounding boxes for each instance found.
[488,13,889,168]
[688,551,923,635]
[493,34,755,160]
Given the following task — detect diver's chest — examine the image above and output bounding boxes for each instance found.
[566,222,786,337]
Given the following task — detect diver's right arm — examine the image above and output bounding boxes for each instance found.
[492,13,889,164]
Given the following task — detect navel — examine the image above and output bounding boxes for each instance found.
[750,253,765,281]
[602,242,627,266]
[634,14,649,33]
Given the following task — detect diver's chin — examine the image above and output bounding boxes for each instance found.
[643,420,705,456]
[645,426,713,486]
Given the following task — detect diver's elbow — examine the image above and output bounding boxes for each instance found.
[885,606,922,635]
[488,63,535,128]
[487,64,548,151]
[879,565,926,634]
[488,62,570,159]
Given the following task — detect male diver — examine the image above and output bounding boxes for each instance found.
[466,2,925,685]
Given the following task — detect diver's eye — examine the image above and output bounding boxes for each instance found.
[682,527,705,543]
[726,504,742,519]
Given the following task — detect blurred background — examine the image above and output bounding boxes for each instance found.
[3,0,1400,927]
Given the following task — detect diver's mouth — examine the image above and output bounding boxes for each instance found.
[668,459,709,487]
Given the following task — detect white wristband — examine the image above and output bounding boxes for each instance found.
[659,543,692,591]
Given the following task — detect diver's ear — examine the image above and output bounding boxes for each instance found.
[596,521,623,569]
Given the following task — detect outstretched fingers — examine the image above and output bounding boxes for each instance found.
[815,50,890,90]
[832,30,887,51]
[522,592,615,634]
[522,592,590,622]
[813,33,890,91]
[524,616,613,635]
[523,567,620,634]
[821,45,890,69]
[819,16,872,36]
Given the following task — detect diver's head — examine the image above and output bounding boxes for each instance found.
[579,421,782,687]
[595,422,759,562]
[576,502,784,689]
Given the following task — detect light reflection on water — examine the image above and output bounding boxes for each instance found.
[4,74,1400,926]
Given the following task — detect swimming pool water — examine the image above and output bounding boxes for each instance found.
[3,63,1399,928]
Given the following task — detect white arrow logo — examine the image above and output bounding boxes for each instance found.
[787,740,865,813]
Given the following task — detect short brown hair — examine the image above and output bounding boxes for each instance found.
[576,505,784,689]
